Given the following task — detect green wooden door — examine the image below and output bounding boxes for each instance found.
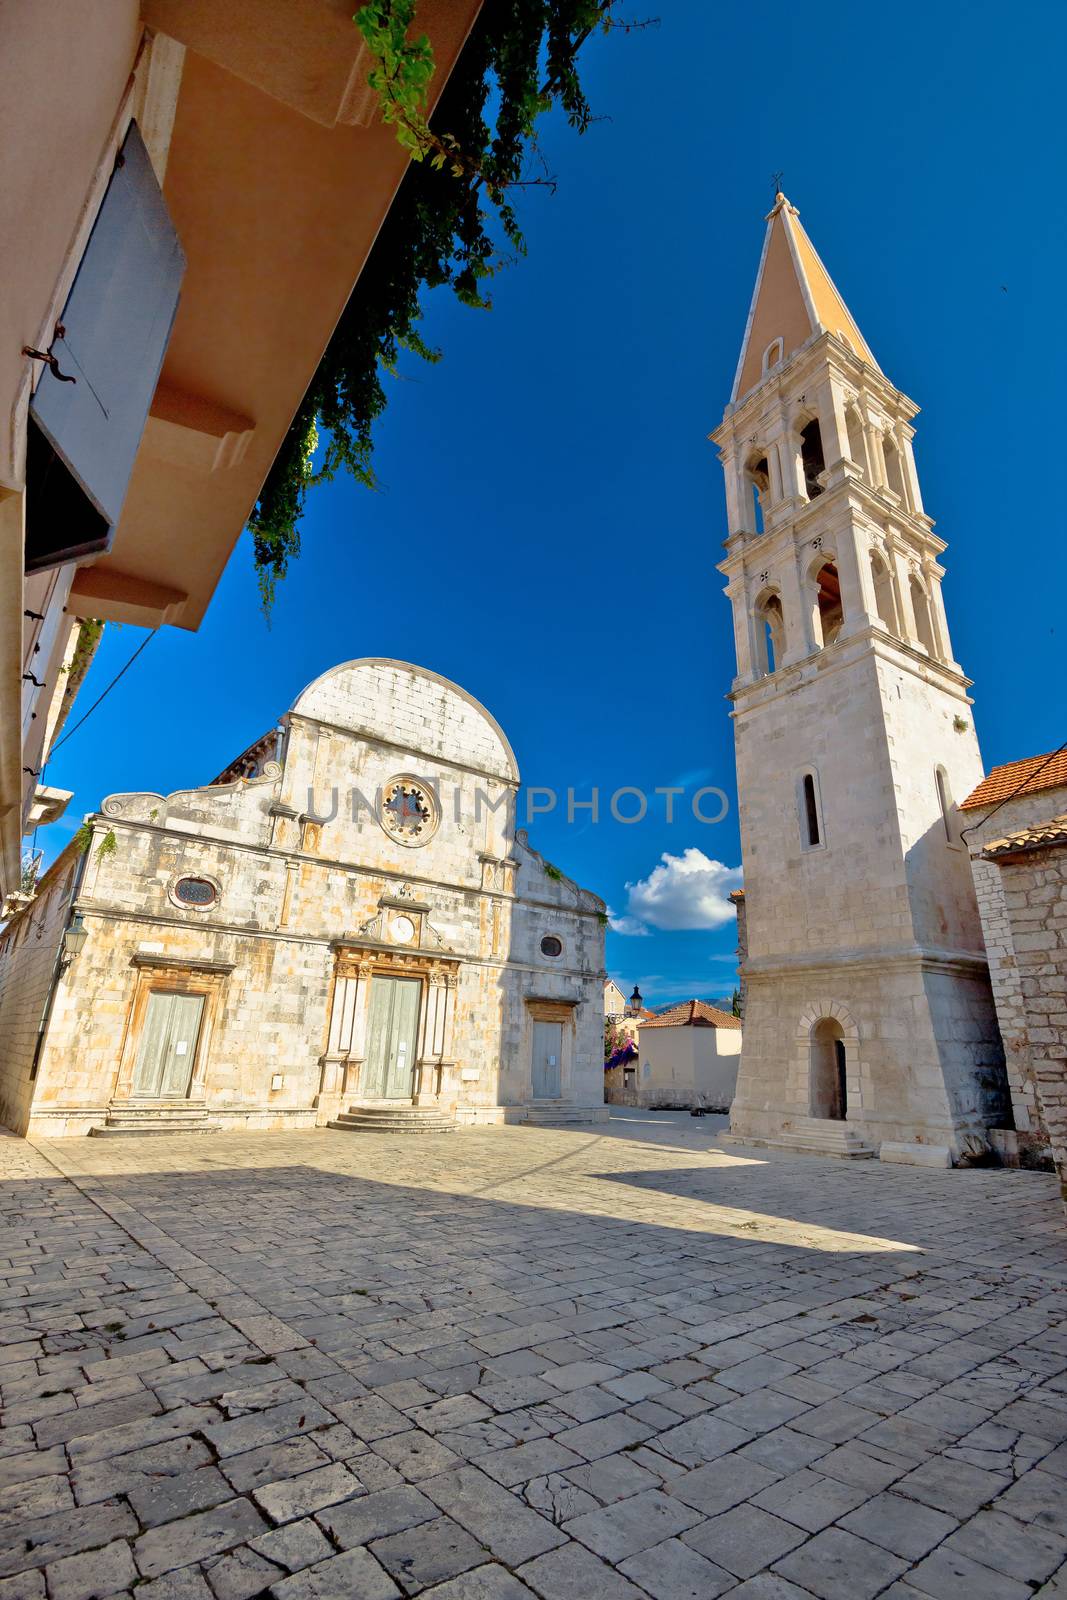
[363,977,421,1100]
[532,1021,563,1099]
[132,992,204,1098]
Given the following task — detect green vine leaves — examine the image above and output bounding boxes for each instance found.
[247,1,640,615]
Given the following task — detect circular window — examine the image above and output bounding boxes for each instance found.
[173,877,217,908]
[379,776,439,846]
[391,915,416,945]
[540,935,563,958]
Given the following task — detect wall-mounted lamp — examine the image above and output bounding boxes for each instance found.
[59,913,88,973]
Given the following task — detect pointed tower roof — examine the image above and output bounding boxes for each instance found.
[731,193,879,402]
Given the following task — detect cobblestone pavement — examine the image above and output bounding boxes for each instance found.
[3,1112,1067,1600]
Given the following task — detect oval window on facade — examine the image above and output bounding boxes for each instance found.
[173,877,217,908]
[540,935,563,958]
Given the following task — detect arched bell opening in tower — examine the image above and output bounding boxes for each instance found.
[754,589,785,675]
[746,451,771,534]
[800,418,826,499]
[811,561,843,647]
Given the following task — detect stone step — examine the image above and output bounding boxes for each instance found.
[90,1118,218,1137]
[329,1106,456,1134]
[771,1117,877,1159]
[522,1103,602,1126]
[107,1101,209,1118]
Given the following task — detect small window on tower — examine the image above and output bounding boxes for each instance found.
[763,338,784,373]
[799,770,824,850]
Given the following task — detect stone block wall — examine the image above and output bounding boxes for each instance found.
[969,829,1067,1193]
[965,785,1067,1166]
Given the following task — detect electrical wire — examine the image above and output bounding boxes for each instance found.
[49,628,157,756]
[959,739,1067,843]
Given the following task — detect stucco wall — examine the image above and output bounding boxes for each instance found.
[610,1024,742,1111]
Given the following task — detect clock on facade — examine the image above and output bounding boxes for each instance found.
[379,777,439,845]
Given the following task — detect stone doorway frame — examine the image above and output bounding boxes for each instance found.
[112,953,234,1105]
[795,999,862,1121]
[320,939,461,1121]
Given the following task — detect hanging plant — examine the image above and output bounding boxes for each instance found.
[247,0,649,611]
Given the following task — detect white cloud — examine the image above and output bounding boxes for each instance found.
[607,907,650,937]
[622,848,742,932]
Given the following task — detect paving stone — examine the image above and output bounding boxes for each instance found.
[419,1566,536,1600]
[996,1468,1067,1535]
[0,1502,138,1579]
[473,1378,558,1414]
[553,1415,653,1462]
[220,1436,332,1495]
[522,1473,600,1523]
[751,1467,868,1532]
[203,1400,334,1458]
[0,1447,67,1490]
[839,1490,958,1559]
[725,1578,827,1600]
[67,1405,223,1465]
[894,1457,1011,1518]
[563,1452,660,1505]
[374,1430,463,1481]
[45,1541,137,1600]
[682,1505,807,1579]
[135,1500,270,1580]
[666,1453,779,1517]
[904,1545,1033,1600]
[421,1466,567,1567]
[479,1439,583,1489]
[253,1462,362,1523]
[714,1389,811,1432]
[270,1548,399,1600]
[0,1574,46,1600]
[563,1488,702,1562]
[655,1413,752,1467]
[249,1520,334,1575]
[127,1467,233,1527]
[371,1514,486,1592]
[203,1546,284,1600]
[619,1536,734,1599]
[773,1526,910,1599]
[0,1471,73,1526]
[942,1507,1067,1584]
[716,1356,800,1395]
[517,1541,646,1600]
[317,1485,437,1549]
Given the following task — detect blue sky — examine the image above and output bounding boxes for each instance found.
[39,0,1065,1007]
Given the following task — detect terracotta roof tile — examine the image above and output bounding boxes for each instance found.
[640,999,741,1031]
[960,749,1067,811]
[982,812,1067,859]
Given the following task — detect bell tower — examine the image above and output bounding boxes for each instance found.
[714,193,1008,1163]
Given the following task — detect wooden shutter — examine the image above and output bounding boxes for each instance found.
[26,121,185,571]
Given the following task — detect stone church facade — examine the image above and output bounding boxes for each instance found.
[715,194,1009,1165]
[0,660,608,1136]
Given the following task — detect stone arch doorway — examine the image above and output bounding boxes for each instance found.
[810,1017,847,1120]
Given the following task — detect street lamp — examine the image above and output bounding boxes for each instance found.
[60,912,88,973]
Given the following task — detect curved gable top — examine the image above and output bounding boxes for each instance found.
[290,658,520,783]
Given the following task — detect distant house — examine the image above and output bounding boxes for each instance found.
[607,1000,742,1111]
[603,979,627,1019]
